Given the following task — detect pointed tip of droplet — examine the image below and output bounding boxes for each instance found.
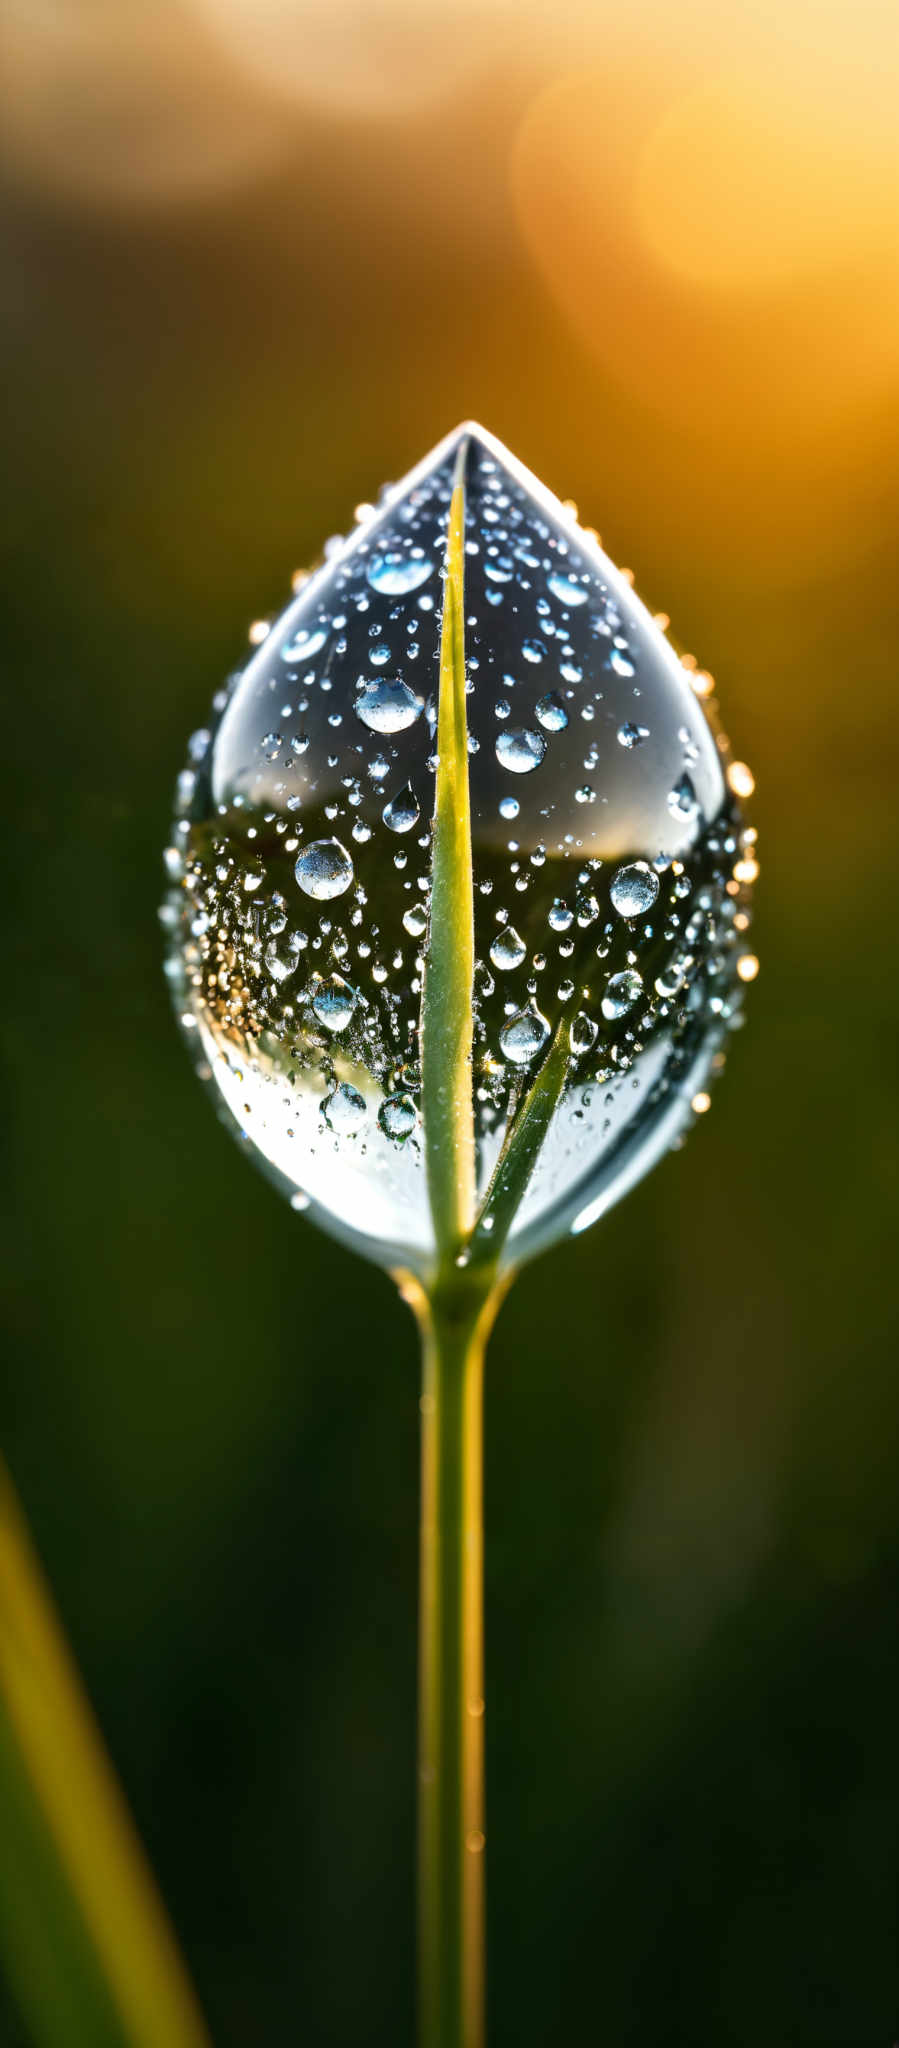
[443,420,510,475]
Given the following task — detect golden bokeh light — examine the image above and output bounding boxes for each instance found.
[633,69,899,291]
[0,0,296,208]
[727,763,756,800]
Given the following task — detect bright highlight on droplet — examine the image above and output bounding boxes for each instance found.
[727,761,755,799]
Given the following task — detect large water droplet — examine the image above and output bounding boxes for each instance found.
[294,839,354,900]
[167,421,750,1276]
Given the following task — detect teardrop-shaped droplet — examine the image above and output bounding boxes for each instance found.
[167,421,753,1274]
[570,1012,598,1056]
[668,771,699,820]
[383,782,421,834]
[489,926,526,970]
[311,974,357,1032]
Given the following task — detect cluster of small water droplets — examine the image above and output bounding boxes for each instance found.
[164,424,756,1273]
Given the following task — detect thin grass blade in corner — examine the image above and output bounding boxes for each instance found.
[0,1457,211,2048]
[419,438,476,1264]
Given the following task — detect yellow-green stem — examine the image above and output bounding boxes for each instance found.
[0,1457,210,2048]
[405,1268,507,2048]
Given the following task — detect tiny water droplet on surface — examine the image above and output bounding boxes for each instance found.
[311,974,357,1032]
[265,933,304,982]
[495,727,545,775]
[617,721,650,749]
[281,625,327,663]
[571,1013,597,1055]
[547,571,588,607]
[668,772,699,820]
[355,678,422,733]
[548,898,574,932]
[322,1081,367,1133]
[383,783,421,834]
[294,839,354,900]
[601,970,643,1020]
[403,902,428,938]
[609,862,660,918]
[535,692,568,732]
[490,927,526,970]
[367,550,434,595]
[378,1093,418,1140]
[499,795,520,820]
[499,1003,550,1065]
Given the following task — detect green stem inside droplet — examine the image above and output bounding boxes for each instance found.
[419,436,476,1266]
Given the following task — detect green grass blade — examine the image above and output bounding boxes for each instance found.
[0,1458,211,2048]
[468,1018,571,1268]
[420,439,476,1263]
[0,1713,125,2048]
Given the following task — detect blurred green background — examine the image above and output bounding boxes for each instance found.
[1,3,898,2042]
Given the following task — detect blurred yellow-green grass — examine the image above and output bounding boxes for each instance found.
[1,3,898,2041]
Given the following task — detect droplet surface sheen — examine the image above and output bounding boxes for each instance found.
[165,423,756,1274]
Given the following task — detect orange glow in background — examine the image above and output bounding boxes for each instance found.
[3,9,899,2039]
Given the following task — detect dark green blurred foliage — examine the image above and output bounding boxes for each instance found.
[1,61,899,2048]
